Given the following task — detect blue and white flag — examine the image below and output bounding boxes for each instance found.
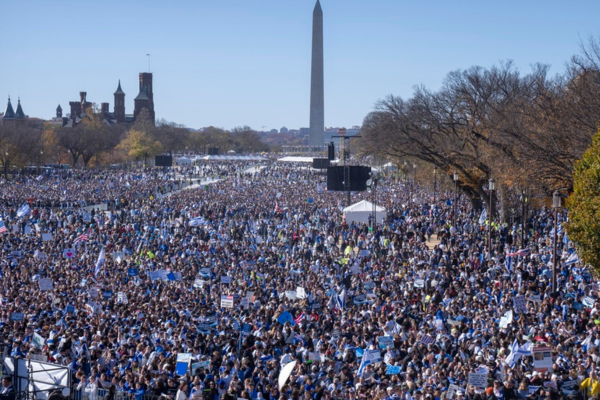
[565,253,579,266]
[336,289,346,310]
[357,348,372,378]
[505,255,513,272]
[189,217,207,227]
[478,209,487,225]
[504,339,519,368]
[95,248,105,277]
[17,204,31,218]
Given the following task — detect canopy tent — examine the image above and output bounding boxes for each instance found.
[175,157,192,166]
[343,200,386,225]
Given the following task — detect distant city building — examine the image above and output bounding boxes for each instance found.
[61,72,155,127]
[280,126,288,134]
[1,96,28,123]
[300,127,309,137]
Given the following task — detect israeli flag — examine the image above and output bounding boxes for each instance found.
[95,248,105,277]
[336,289,346,310]
[565,253,579,266]
[189,217,206,227]
[17,204,31,218]
[357,348,372,377]
[478,209,487,225]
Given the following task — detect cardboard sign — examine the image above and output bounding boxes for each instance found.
[42,233,52,241]
[220,295,234,308]
[414,279,425,288]
[221,276,232,284]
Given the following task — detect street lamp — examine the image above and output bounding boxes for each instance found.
[433,166,437,204]
[521,189,529,247]
[552,190,561,292]
[453,171,458,226]
[488,178,495,255]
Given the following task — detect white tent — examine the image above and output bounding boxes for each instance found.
[343,200,386,225]
[176,157,192,166]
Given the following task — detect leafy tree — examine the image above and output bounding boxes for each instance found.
[566,129,600,273]
[118,129,163,164]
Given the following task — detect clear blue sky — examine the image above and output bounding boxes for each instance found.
[0,0,598,131]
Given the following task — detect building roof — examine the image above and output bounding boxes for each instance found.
[57,104,62,111]
[14,99,25,118]
[134,85,149,101]
[114,80,125,95]
[3,97,15,119]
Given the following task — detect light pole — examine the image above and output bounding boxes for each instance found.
[552,190,561,292]
[521,189,528,248]
[453,171,458,226]
[488,178,495,255]
[433,166,437,204]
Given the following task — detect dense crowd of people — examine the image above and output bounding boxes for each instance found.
[0,160,597,400]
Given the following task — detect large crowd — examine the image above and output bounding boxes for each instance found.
[0,160,598,400]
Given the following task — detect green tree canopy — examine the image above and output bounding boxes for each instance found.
[118,129,163,162]
[566,129,600,273]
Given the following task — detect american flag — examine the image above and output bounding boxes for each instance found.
[0,218,7,234]
[294,312,305,324]
[507,248,530,257]
[73,231,89,244]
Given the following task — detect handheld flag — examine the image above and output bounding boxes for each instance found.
[0,218,7,234]
[95,248,105,277]
[17,204,31,218]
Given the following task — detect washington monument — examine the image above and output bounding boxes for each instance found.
[309,0,324,146]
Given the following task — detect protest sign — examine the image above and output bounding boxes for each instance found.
[38,278,53,291]
[468,373,487,389]
[175,353,192,376]
[378,336,395,349]
[533,346,553,372]
[386,365,401,375]
[221,295,234,308]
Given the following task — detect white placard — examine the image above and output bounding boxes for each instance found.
[533,346,553,373]
[118,292,128,304]
[468,373,487,389]
[42,233,52,241]
[221,295,234,308]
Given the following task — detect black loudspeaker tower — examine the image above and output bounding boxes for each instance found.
[328,142,335,160]
[208,148,220,155]
[326,166,371,191]
[155,155,173,167]
[312,158,330,169]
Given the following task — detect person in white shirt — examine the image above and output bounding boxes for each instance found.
[77,376,98,400]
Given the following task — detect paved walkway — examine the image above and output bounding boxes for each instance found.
[426,234,440,250]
